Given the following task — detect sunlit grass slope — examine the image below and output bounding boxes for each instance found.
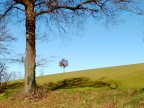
[36,63,144,88]
[2,63,144,107]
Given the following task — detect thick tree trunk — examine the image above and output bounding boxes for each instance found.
[24,3,36,93]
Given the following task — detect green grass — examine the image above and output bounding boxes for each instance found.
[1,63,144,107]
[36,63,144,89]
[9,63,144,89]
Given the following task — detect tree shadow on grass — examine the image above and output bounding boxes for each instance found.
[44,77,118,90]
[7,82,24,90]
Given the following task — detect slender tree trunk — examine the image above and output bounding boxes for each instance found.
[63,67,65,73]
[24,3,36,93]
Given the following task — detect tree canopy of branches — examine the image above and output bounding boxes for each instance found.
[59,58,68,72]
[0,0,143,93]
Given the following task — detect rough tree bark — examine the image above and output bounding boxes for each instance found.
[24,1,36,93]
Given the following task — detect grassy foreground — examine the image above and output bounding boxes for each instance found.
[0,63,144,108]
[1,88,144,108]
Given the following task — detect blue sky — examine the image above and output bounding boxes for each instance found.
[8,12,144,76]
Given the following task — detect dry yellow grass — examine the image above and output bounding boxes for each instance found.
[0,88,144,108]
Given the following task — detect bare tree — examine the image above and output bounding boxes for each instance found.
[11,72,17,80]
[0,62,11,92]
[0,21,15,92]
[59,58,68,73]
[0,63,8,82]
[0,0,142,93]
[10,71,24,80]
[39,69,44,76]
[0,22,15,55]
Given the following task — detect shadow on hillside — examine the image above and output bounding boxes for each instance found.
[0,82,24,94]
[8,82,24,89]
[43,77,118,90]
[0,82,8,93]
[0,77,118,94]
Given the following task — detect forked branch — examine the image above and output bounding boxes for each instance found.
[35,0,109,16]
[0,3,16,20]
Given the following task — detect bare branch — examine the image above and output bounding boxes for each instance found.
[13,0,28,5]
[35,6,98,16]
[100,0,110,9]
[13,6,25,12]
[35,0,101,16]
[0,3,16,20]
[118,5,144,16]
[35,1,48,7]
[0,22,16,55]
[114,0,144,16]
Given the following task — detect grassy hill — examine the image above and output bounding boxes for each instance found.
[1,63,144,108]
[36,63,144,88]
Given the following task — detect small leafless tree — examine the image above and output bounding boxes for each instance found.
[39,69,44,76]
[0,62,11,92]
[59,58,68,73]
[11,72,17,80]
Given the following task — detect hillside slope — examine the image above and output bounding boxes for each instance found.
[36,63,144,88]
[1,63,144,107]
